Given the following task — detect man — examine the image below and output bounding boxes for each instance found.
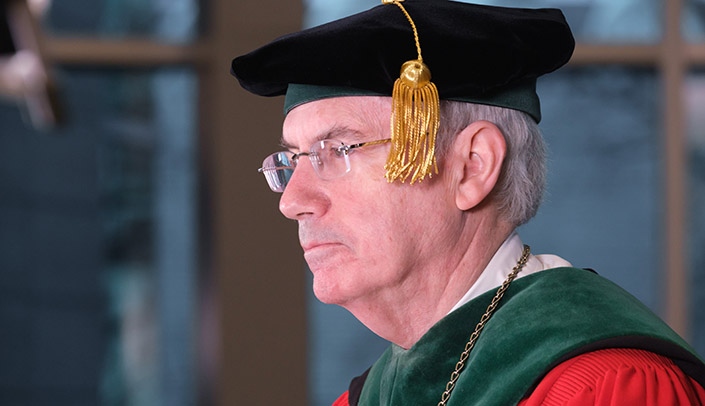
[232,0,705,404]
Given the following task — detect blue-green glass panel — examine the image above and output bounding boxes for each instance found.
[684,0,705,42]
[0,67,198,406]
[687,71,705,355]
[521,66,661,312]
[44,0,200,42]
[304,0,662,43]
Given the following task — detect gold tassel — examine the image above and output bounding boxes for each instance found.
[383,0,440,184]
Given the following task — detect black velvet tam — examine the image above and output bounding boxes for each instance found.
[231,0,574,121]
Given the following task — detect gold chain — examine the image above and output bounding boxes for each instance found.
[437,245,531,406]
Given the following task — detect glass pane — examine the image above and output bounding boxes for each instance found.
[44,0,200,42]
[684,0,705,42]
[687,71,705,356]
[0,67,198,405]
[521,66,661,312]
[303,0,377,27]
[474,0,662,43]
[303,0,662,42]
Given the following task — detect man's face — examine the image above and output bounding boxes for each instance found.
[279,96,459,308]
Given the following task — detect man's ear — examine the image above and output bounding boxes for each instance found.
[448,120,507,211]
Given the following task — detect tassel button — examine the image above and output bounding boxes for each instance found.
[399,60,432,89]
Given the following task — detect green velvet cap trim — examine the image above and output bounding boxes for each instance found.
[284,84,381,114]
[284,81,542,123]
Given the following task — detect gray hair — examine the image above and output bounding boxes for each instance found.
[436,101,547,226]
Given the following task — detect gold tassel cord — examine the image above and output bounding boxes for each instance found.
[382,0,440,184]
[383,0,423,62]
[387,61,440,183]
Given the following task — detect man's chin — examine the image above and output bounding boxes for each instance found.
[311,279,352,306]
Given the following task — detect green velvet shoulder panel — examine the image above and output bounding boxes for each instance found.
[359,268,705,406]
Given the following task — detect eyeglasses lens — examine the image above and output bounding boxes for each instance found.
[313,140,350,179]
[260,140,353,192]
[262,152,294,192]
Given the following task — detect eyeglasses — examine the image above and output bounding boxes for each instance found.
[258,138,391,192]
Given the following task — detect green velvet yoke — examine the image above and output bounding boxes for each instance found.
[358,268,705,406]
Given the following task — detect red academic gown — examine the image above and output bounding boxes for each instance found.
[333,348,705,405]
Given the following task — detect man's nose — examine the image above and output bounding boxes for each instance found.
[278,156,329,220]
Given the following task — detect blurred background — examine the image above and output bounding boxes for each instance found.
[0,0,704,405]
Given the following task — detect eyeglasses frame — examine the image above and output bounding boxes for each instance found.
[257,138,392,191]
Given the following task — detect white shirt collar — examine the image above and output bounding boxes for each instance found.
[449,231,572,313]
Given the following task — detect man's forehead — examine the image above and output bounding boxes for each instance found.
[281,96,391,146]
[280,125,362,150]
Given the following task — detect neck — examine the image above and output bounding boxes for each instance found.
[342,218,514,349]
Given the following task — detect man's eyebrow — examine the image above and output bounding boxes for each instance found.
[280,126,364,150]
